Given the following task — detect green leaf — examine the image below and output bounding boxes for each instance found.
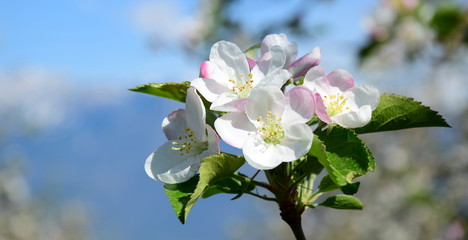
[201,173,255,199]
[307,135,328,163]
[244,43,260,60]
[318,195,363,210]
[296,155,324,177]
[354,94,450,134]
[341,181,360,195]
[317,175,340,193]
[315,127,375,186]
[129,81,191,102]
[317,175,360,195]
[183,153,245,223]
[163,176,199,224]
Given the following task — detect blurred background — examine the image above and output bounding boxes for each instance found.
[0,0,467,239]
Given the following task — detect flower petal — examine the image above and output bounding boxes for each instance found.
[246,86,285,124]
[210,92,247,112]
[254,68,292,90]
[261,33,298,67]
[349,84,380,110]
[313,93,333,124]
[191,77,231,102]
[210,41,250,79]
[206,124,220,153]
[185,87,206,141]
[214,112,256,149]
[287,47,321,78]
[279,123,313,162]
[332,105,372,128]
[247,57,257,71]
[302,66,326,91]
[162,109,187,140]
[282,86,315,124]
[256,45,287,76]
[145,141,200,184]
[242,134,284,170]
[327,69,354,91]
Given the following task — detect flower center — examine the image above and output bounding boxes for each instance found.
[171,128,207,156]
[322,93,352,117]
[256,111,284,145]
[229,73,254,99]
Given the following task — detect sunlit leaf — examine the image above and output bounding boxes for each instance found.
[314,127,375,186]
[202,173,254,199]
[163,176,199,224]
[183,153,245,223]
[354,94,450,134]
[129,81,191,102]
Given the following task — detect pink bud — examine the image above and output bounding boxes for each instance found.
[246,57,257,71]
[199,61,213,78]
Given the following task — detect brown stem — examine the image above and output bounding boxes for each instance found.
[279,201,306,240]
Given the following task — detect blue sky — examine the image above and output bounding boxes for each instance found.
[0,0,382,239]
[0,0,377,86]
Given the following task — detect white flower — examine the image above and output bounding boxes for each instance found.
[303,66,380,128]
[191,41,292,112]
[260,33,321,78]
[145,87,220,184]
[214,85,315,170]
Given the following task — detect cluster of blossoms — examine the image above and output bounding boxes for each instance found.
[145,34,380,184]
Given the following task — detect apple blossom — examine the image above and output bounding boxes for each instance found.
[191,41,292,112]
[214,85,315,170]
[145,87,220,184]
[303,66,380,128]
[260,33,321,78]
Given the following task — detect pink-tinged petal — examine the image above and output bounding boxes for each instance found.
[242,134,284,170]
[287,47,321,78]
[246,86,285,124]
[327,69,354,91]
[185,87,206,142]
[162,109,187,140]
[349,84,380,110]
[255,68,291,89]
[332,105,372,128]
[279,123,313,162]
[214,112,256,149]
[206,124,220,153]
[210,41,250,79]
[256,45,287,75]
[199,61,213,78]
[191,77,230,102]
[282,86,315,124]
[247,57,257,71]
[261,33,298,67]
[314,93,333,124]
[302,66,325,90]
[210,92,245,112]
[145,141,200,184]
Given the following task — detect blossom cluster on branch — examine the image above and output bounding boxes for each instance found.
[132,33,449,237]
[145,34,380,182]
